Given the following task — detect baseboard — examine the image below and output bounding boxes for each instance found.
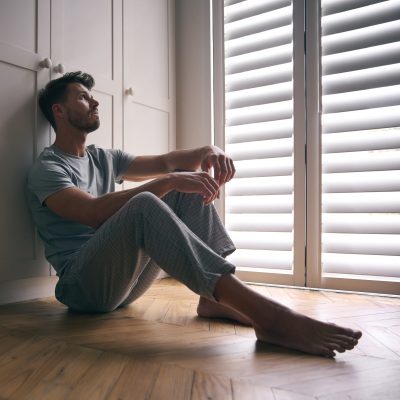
[0,276,58,305]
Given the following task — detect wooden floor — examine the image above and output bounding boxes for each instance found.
[0,278,400,399]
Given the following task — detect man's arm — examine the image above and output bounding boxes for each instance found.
[123,146,235,186]
[45,145,235,229]
[45,171,220,229]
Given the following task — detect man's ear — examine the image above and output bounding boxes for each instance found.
[52,103,65,120]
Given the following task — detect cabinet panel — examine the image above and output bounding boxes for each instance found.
[0,0,37,53]
[125,103,169,156]
[124,0,169,105]
[50,0,122,152]
[123,0,174,159]
[52,0,113,80]
[0,62,49,281]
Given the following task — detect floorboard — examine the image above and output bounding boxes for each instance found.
[0,278,399,399]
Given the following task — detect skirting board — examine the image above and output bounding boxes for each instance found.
[0,276,58,305]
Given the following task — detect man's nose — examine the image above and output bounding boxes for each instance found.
[91,98,99,107]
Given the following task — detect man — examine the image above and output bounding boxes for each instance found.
[27,72,361,358]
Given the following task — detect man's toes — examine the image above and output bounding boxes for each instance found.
[353,330,362,339]
[322,347,336,358]
[332,334,358,348]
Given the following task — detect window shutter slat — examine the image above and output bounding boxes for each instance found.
[322,20,400,55]
[225,44,292,75]
[322,193,400,213]
[322,0,387,16]
[323,85,400,114]
[323,151,400,173]
[227,176,293,196]
[229,231,293,251]
[323,253,400,278]
[225,25,292,57]
[322,1,400,36]
[323,233,400,256]
[233,157,293,178]
[226,63,292,92]
[226,82,292,109]
[323,42,400,75]
[225,6,292,40]
[323,171,400,193]
[226,195,293,214]
[322,105,400,133]
[323,129,400,153]
[227,137,293,161]
[225,0,290,23]
[224,0,294,273]
[226,214,293,232]
[226,119,292,144]
[228,249,293,270]
[323,214,400,234]
[227,100,292,126]
[322,64,400,95]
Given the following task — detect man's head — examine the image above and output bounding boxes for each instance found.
[38,71,99,133]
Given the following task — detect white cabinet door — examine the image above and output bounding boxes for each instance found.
[123,0,175,168]
[50,0,123,151]
[0,0,51,282]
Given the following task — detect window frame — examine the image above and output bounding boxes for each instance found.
[213,0,400,295]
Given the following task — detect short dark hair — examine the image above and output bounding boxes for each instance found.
[38,71,95,130]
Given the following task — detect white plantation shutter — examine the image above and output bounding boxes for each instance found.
[320,0,400,279]
[224,0,296,273]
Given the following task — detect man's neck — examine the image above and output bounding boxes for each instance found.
[53,131,87,157]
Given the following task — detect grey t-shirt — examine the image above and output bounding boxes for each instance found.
[26,144,135,275]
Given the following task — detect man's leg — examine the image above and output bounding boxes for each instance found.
[213,273,362,358]
[161,191,251,325]
[161,191,362,356]
[57,191,235,312]
[57,191,361,356]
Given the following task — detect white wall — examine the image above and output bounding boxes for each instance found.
[175,0,213,150]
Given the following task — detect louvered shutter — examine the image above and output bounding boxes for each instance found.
[224,0,296,273]
[320,0,400,279]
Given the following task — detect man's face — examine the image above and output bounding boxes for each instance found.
[62,83,100,133]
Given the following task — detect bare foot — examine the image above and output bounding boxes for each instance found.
[213,273,362,358]
[197,296,252,326]
[254,304,362,358]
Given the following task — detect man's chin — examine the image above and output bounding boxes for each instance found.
[87,121,100,134]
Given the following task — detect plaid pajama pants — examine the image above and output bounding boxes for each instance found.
[55,191,236,312]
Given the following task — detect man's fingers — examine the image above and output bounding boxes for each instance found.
[227,157,236,182]
[217,155,229,185]
[201,159,210,173]
[192,172,217,203]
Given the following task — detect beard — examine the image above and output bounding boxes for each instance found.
[67,109,100,133]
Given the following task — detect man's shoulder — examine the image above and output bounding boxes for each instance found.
[28,147,69,181]
[35,146,66,163]
[86,144,114,156]
[86,145,121,164]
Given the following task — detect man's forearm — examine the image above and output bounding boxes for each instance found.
[165,146,212,172]
[92,175,175,228]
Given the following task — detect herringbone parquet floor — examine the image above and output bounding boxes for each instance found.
[0,278,399,399]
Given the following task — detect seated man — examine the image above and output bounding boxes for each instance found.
[27,72,361,358]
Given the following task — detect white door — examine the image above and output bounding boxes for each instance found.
[50,0,123,151]
[0,0,52,284]
[123,0,175,174]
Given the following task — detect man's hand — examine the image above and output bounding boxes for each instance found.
[200,146,236,187]
[168,171,220,204]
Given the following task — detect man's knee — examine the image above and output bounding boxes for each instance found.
[128,191,162,209]
[127,191,171,218]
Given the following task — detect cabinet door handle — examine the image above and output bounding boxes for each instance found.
[39,58,52,69]
[53,64,66,74]
[126,87,135,96]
